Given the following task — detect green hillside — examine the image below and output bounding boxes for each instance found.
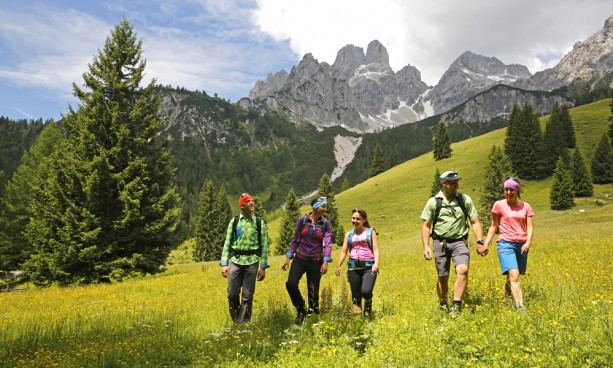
[268,98,613,247]
[1,99,611,367]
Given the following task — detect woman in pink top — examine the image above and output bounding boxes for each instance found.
[335,208,380,317]
[479,177,534,314]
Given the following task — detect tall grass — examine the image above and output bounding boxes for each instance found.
[1,99,611,367]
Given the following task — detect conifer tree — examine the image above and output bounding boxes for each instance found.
[369,144,386,177]
[277,188,300,256]
[433,121,452,160]
[341,177,350,192]
[571,148,593,197]
[24,20,180,285]
[252,196,266,221]
[3,122,63,271]
[542,103,567,175]
[558,104,576,148]
[550,157,575,210]
[480,145,515,229]
[430,168,441,197]
[590,134,613,184]
[214,185,232,257]
[0,170,10,270]
[318,173,344,247]
[193,180,219,262]
[505,103,545,180]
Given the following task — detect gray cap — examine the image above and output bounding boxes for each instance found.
[440,171,461,181]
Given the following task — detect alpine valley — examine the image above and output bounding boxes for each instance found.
[1,15,612,214]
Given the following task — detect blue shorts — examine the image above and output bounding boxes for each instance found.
[497,240,528,275]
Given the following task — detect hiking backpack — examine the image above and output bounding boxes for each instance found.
[430,193,470,239]
[347,227,374,251]
[229,215,262,257]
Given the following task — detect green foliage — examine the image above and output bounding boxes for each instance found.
[479,145,514,228]
[276,188,300,256]
[2,122,63,271]
[558,104,576,148]
[193,180,221,262]
[571,148,593,197]
[550,157,575,210]
[252,195,266,221]
[430,168,441,197]
[318,173,344,247]
[433,121,452,160]
[341,177,350,192]
[504,103,546,180]
[24,20,181,285]
[369,144,386,177]
[0,116,47,179]
[542,103,568,175]
[590,133,613,184]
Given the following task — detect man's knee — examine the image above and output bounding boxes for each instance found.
[456,264,469,276]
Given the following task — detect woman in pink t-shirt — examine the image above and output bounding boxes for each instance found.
[335,208,380,318]
[479,177,534,314]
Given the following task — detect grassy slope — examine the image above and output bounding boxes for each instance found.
[268,98,613,251]
[1,99,611,367]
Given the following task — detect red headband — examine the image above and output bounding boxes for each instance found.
[238,193,253,207]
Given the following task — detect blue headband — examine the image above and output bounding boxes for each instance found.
[312,198,327,210]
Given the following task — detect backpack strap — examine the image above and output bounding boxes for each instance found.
[230,214,262,257]
[347,227,373,251]
[347,228,355,249]
[430,193,470,239]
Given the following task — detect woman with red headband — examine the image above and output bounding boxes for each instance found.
[281,195,333,324]
[479,177,534,314]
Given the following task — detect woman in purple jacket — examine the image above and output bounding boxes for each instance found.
[281,196,333,324]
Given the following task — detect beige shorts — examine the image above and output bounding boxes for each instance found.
[433,239,470,277]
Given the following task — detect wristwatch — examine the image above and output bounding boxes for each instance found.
[476,240,484,245]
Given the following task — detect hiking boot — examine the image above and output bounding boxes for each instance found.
[307,307,319,317]
[517,307,528,316]
[439,303,449,313]
[295,307,307,325]
[363,299,373,318]
[449,302,462,317]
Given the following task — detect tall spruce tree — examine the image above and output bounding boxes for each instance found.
[504,103,545,180]
[369,144,386,177]
[550,157,575,210]
[542,103,567,176]
[590,134,613,184]
[214,185,233,258]
[0,170,10,270]
[318,173,344,247]
[277,188,300,256]
[24,20,180,285]
[3,122,63,271]
[480,145,515,229]
[252,195,266,220]
[571,148,593,197]
[433,121,452,160]
[341,177,350,192]
[558,104,576,148]
[430,168,441,197]
[193,179,219,262]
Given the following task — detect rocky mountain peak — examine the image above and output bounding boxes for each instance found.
[365,40,390,66]
[514,13,613,91]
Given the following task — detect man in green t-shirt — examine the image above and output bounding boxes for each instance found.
[420,171,483,316]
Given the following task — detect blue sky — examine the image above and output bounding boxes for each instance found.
[0,0,610,121]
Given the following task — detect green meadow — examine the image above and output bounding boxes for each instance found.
[1,99,611,367]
